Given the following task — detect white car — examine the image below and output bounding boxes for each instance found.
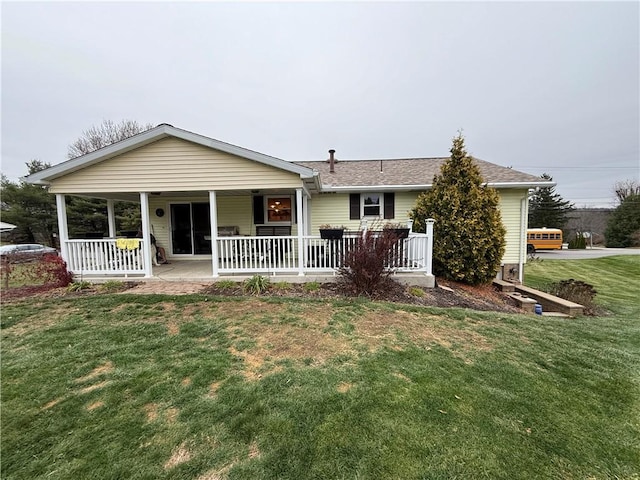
[0,244,58,259]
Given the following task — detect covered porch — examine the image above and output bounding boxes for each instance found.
[58,214,436,283]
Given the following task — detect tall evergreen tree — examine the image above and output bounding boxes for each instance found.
[409,133,506,285]
[528,173,575,229]
[1,160,57,245]
[605,193,640,247]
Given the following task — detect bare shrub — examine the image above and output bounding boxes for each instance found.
[338,229,402,297]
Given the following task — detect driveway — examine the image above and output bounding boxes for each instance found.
[534,247,640,260]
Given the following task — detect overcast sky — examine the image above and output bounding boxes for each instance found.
[2,1,638,208]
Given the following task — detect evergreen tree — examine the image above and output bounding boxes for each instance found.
[0,160,57,245]
[409,133,506,285]
[605,194,640,247]
[528,173,575,229]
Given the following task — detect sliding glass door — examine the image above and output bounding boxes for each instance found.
[170,203,211,255]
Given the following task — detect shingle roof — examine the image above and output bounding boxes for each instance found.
[294,157,548,190]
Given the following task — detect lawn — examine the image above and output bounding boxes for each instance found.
[1,256,639,479]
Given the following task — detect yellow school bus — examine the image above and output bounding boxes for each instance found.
[526,228,563,254]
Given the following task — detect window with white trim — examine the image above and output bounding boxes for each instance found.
[362,193,382,217]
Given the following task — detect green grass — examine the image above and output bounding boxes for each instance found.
[525,254,640,315]
[2,256,639,479]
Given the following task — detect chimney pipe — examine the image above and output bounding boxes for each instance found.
[328,149,336,173]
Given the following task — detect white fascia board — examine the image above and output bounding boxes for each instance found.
[319,181,555,193]
[485,181,556,188]
[320,184,432,192]
[25,124,316,185]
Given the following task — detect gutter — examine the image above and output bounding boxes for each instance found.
[319,181,555,193]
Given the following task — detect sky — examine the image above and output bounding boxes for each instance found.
[2,1,638,208]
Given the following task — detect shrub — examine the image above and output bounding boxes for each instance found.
[99,280,126,293]
[243,275,270,295]
[568,234,587,249]
[548,279,598,315]
[272,281,291,291]
[338,228,401,297]
[304,281,320,292]
[215,280,236,290]
[409,133,506,285]
[67,280,92,292]
[408,286,425,297]
[23,254,73,288]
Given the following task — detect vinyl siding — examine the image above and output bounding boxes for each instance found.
[148,194,298,258]
[310,189,526,264]
[309,191,417,234]
[49,137,302,194]
[497,189,527,264]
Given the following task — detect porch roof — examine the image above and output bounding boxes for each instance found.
[25,124,319,188]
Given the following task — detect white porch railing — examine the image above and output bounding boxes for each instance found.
[65,239,146,275]
[61,230,434,277]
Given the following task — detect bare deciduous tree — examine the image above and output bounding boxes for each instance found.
[67,119,154,159]
[614,179,640,204]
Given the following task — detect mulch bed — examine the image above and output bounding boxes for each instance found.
[1,279,522,314]
[202,279,522,313]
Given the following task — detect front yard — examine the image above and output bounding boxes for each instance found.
[1,256,639,479]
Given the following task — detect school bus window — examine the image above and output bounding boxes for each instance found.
[542,234,549,239]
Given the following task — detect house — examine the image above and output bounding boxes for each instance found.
[25,124,552,284]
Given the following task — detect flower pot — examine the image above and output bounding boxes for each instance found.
[319,229,344,240]
[390,228,410,239]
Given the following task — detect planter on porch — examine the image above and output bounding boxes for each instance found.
[389,228,410,239]
[319,228,344,240]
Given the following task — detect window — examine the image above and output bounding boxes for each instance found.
[362,193,382,217]
[266,197,292,223]
[349,193,395,220]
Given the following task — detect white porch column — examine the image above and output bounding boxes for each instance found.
[296,188,304,276]
[106,199,116,238]
[55,194,69,264]
[209,190,219,278]
[140,192,153,278]
[303,195,311,235]
[425,218,435,277]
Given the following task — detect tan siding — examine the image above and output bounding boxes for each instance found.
[49,137,302,194]
[310,189,526,265]
[395,192,419,223]
[498,190,527,264]
[310,193,357,233]
[309,192,417,234]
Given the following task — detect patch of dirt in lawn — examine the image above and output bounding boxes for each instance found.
[86,401,105,411]
[75,361,114,383]
[144,403,159,422]
[355,309,492,354]
[43,398,62,410]
[78,380,110,395]
[248,441,261,459]
[164,441,192,470]
[228,320,353,379]
[167,320,180,336]
[337,382,353,393]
